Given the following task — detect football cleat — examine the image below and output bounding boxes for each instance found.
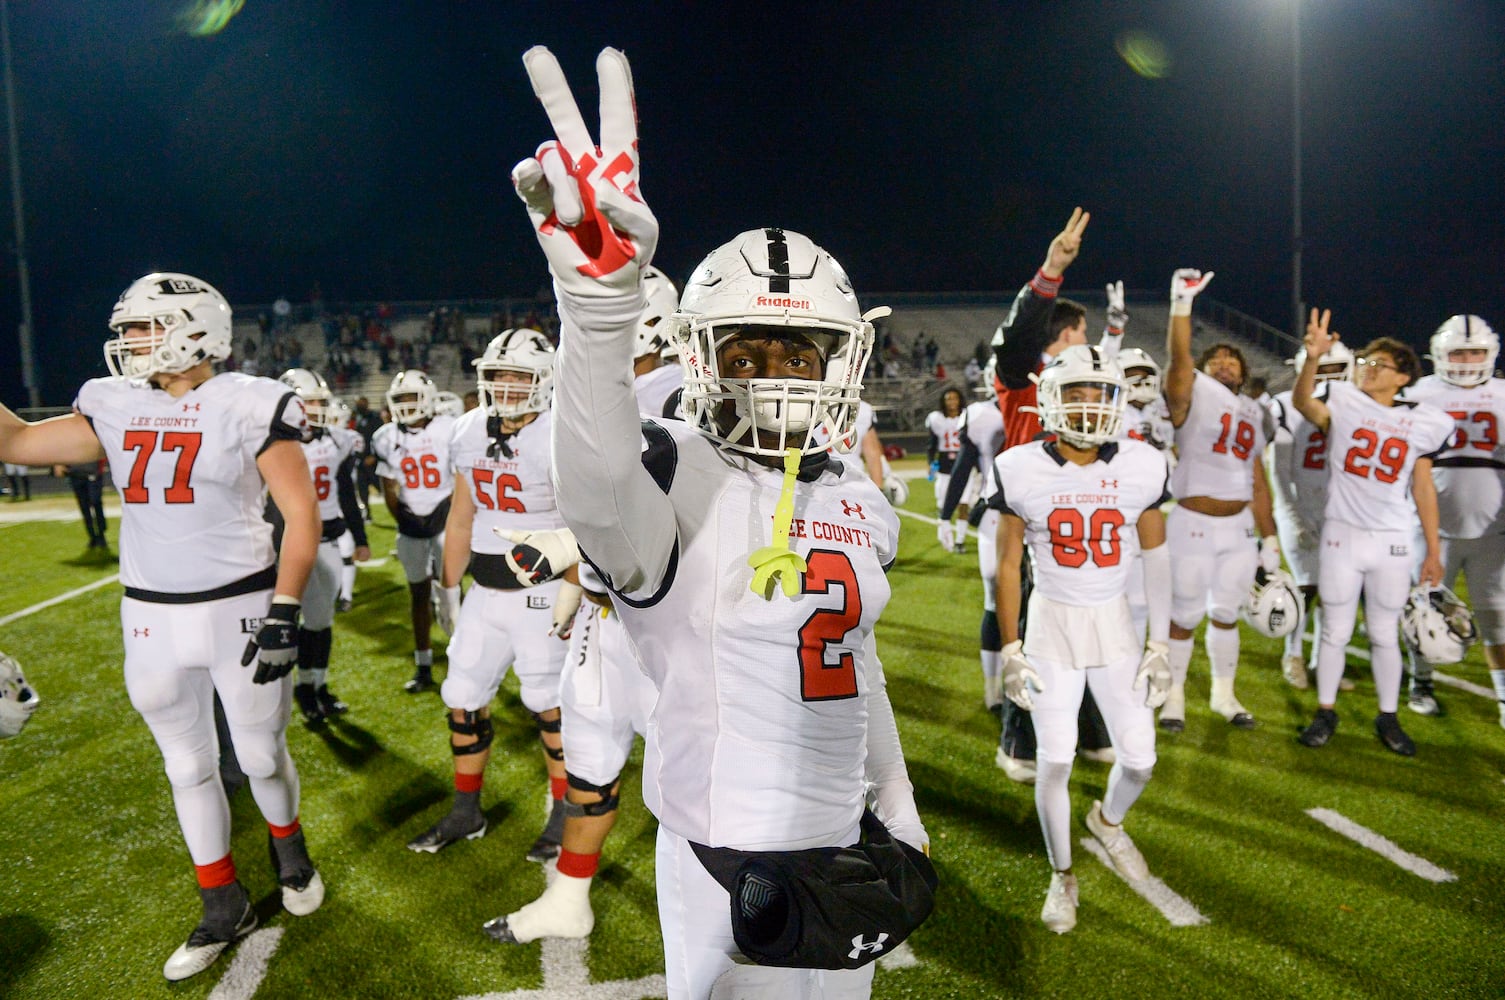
[269,830,325,916]
[315,686,348,717]
[336,597,353,613]
[1374,713,1416,757]
[293,683,324,724]
[484,870,595,944]
[1085,801,1149,882]
[994,747,1036,785]
[1040,872,1078,934]
[1157,683,1185,733]
[1210,681,1256,729]
[526,798,567,863]
[1281,655,1310,690]
[1299,708,1338,748]
[1406,680,1443,717]
[162,883,256,982]
[404,671,434,694]
[1080,746,1117,765]
[407,812,487,854]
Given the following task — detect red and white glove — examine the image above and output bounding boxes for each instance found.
[511,47,658,299]
[1170,268,1214,317]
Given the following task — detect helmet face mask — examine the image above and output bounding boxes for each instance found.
[670,228,882,458]
[1035,345,1126,449]
[474,328,554,419]
[1429,314,1498,387]
[105,272,232,381]
[1292,342,1356,385]
[1116,348,1162,406]
[279,368,336,429]
[1402,585,1478,664]
[386,369,437,426]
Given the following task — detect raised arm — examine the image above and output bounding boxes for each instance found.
[1292,308,1334,433]
[992,209,1089,388]
[0,407,103,468]
[1163,269,1214,427]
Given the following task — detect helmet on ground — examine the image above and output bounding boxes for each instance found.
[0,651,39,739]
[105,272,232,380]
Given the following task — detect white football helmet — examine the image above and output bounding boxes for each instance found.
[1115,347,1162,405]
[635,266,681,359]
[386,369,437,426]
[1242,570,1301,639]
[669,228,888,458]
[1290,341,1356,384]
[1429,314,1498,387]
[1033,344,1126,448]
[105,272,233,380]
[279,368,336,428]
[0,651,39,739]
[1402,585,1478,665]
[433,390,466,418]
[327,397,352,429]
[474,328,554,419]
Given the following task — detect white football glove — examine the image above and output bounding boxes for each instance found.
[435,584,461,637]
[494,526,581,587]
[936,521,954,551]
[1134,640,1172,709]
[1001,640,1044,712]
[551,581,584,640]
[1259,535,1282,576]
[511,47,658,299]
[1169,268,1214,317]
[1106,279,1128,334]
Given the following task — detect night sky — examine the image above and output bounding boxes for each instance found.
[1,0,1502,405]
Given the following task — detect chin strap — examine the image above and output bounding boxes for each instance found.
[747,447,808,600]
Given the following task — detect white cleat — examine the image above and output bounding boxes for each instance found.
[162,903,256,982]
[282,869,325,916]
[1085,800,1149,882]
[1210,679,1256,729]
[1040,872,1078,934]
[995,748,1036,785]
[1282,655,1309,690]
[484,871,595,943]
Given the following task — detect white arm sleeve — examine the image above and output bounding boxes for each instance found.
[863,635,927,851]
[1140,542,1172,646]
[551,287,678,596]
[1096,327,1123,363]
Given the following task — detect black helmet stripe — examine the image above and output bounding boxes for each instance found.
[765,228,791,293]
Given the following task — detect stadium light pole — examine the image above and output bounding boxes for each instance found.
[0,0,36,408]
[1289,0,1304,343]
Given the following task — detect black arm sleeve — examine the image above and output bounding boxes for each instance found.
[335,452,368,548]
[992,281,1058,390]
[926,431,939,465]
[939,433,981,521]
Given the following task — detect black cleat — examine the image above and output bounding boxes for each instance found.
[407,812,487,854]
[526,798,567,863]
[1375,712,1416,756]
[482,914,519,943]
[315,686,348,716]
[336,597,353,613]
[293,684,325,724]
[404,671,434,694]
[1299,708,1339,747]
[1158,717,1185,734]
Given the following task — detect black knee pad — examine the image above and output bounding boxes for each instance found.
[562,771,621,817]
[980,609,1001,652]
[448,710,494,755]
[531,711,564,760]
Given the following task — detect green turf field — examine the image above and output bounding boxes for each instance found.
[2,478,1503,999]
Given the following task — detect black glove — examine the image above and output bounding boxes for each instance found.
[241,600,300,684]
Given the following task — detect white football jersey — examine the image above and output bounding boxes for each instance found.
[371,414,456,516]
[449,408,564,553]
[74,372,307,595]
[301,426,363,521]
[605,420,898,851]
[1405,374,1505,538]
[925,410,963,459]
[1171,370,1270,502]
[1267,389,1330,526]
[634,363,684,420]
[993,438,1169,608]
[813,399,875,454]
[1122,397,1175,458]
[1322,381,1453,531]
[959,400,1006,497]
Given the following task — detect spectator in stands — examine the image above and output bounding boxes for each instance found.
[964,356,983,388]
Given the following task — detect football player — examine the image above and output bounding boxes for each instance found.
[371,369,457,692]
[1266,343,1355,688]
[277,369,370,722]
[1114,348,1176,459]
[406,329,576,865]
[0,273,324,981]
[325,397,363,611]
[925,387,971,551]
[993,344,1171,933]
[511,47,928,999]
[1292,311,1452,755]
[1161,269,1280,731]
[485,284,684,944]
[1402,314,1505,723]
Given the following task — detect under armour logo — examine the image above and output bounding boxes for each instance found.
[182,403,200,412]
[1101,479,1118,488]
[840,500,865,519]
[132,628,150,637]
[848,932,889,959]
[526,595,550,611]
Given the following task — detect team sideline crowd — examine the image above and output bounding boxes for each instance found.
[1,46,1501,1000]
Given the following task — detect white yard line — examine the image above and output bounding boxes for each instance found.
[0,574,119,626]
[895,506,977,539]
[1078,838,1210,927]
[207,927,284,1000]
[1304,808,1457,883]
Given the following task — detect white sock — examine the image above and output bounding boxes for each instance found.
[980,649,1000,681]
[1205,625,1240,681]
[503,870,595,942]
[1168,637,1193,687]
[340,564,355,602]
[1490,668,1505,703]
[1283,600,1307,660]
[1034,761,1075,872]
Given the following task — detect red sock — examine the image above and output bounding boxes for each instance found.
[556,849,599,879]
[268,817,301,839]
[550,776,568,800]
[195,853,237,889]
[455,771,483,794]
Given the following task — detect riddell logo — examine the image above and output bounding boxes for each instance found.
[756,295,811,310]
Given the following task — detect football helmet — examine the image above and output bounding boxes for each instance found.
[1242,570,1301,639]
[327,397,352,429]
[1115,347,1162,405]
[386,369,437,426]
[279,368,336,428]
[434,390,466,418]
[669,228,888,458]
[1429,314,1498,387]
[105,272,232,380]
[1290,341,1356,384]
[474,328,555,419]
[1033,344,1126,448]
[635,266,680,359]
[1401,585,1478,665]
[0,651,39,739]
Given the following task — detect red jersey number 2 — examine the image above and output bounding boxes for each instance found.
[121,430,203,504]
[796,549,863,702]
